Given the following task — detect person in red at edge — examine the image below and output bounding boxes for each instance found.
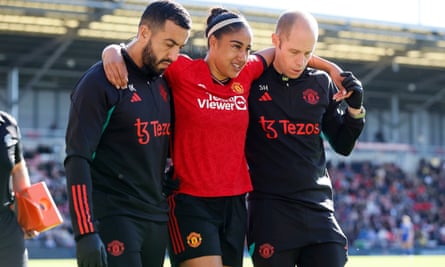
[101,7,348,267]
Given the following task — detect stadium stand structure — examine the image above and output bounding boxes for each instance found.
[0,0,444,152]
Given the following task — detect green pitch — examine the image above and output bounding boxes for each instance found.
[29,255,445,267]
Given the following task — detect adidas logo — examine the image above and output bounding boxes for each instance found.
[131,92,142,102]
[259,92,272,101]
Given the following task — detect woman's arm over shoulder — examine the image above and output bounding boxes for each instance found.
[102,43,127,89]
[309,55,349,100]
[253,47,275,67]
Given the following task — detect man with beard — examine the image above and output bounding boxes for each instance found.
[64,1,191,267]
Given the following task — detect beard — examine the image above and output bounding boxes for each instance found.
[142,40,171,75]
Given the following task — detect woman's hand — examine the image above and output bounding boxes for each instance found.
[102,44,128,89]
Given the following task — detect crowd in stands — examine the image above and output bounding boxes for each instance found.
[330,157,445,253]
[23,144,75,249]
[22,144,445,254]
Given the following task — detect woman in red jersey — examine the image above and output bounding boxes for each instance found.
[164,10,268,267]
[101,7,344,267]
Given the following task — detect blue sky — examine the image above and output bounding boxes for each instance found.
[188,0,444,29]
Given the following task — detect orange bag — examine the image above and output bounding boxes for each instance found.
[15,181,63,232]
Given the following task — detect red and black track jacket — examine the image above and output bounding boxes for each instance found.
[65,51,171,240]
[246,66,365,211]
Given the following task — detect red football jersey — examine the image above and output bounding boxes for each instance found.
[164,54,265,197]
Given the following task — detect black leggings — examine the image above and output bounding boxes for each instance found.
[252,242,347,267]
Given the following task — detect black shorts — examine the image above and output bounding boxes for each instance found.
[97,215,168,267]
[247,198,347,267]
[168,193,247,267]
[0,208,27,267]
[251,242,347,267]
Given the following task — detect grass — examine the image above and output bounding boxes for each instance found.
[345,255,445,267]
[29,255,445,267]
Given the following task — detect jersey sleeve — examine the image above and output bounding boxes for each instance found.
[0,112,24,205]
[321,78,365,156]
[246,54,267,80]
[65,65,118,162]
[6,112,25,165]
[164,54,192,91]
[64,63,118,240]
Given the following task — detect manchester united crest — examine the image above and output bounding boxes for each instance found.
[231,82,244,94]
[107,240,125,256]
[302,88,319,105]
[186,232,202,248]
[258,243,274,259]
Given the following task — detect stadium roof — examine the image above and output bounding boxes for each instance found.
[0,0,444,113]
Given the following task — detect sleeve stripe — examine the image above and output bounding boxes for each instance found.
[71,184,94,235]
[71,185,84,234]
[80,184,94,233]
